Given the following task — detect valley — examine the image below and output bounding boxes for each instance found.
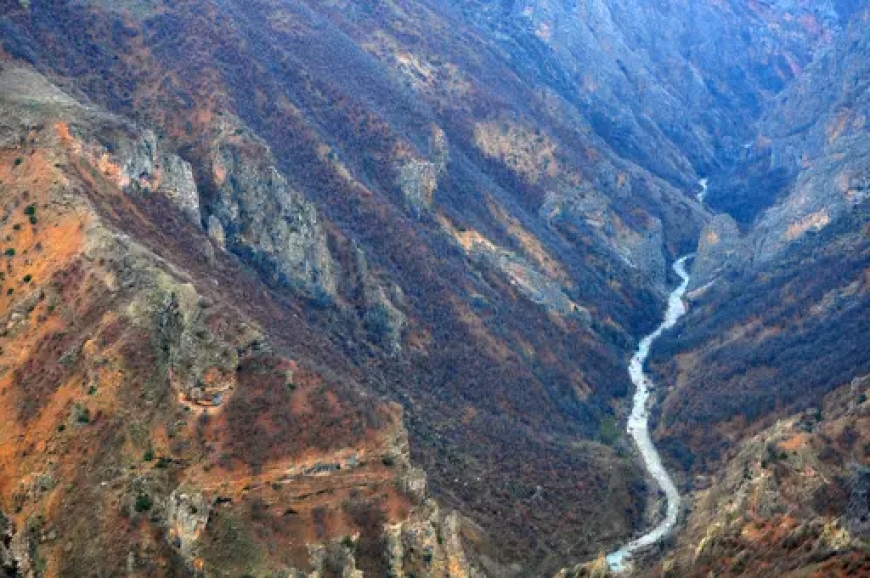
[0,0,867,576]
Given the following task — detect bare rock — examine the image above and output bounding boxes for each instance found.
[207,117,337,299]
[355,245,407,354]
[166,488,211,559]
[397,125,449,217]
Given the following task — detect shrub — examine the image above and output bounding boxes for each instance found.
[4,248,14,256]
[134,494,152,512]
[143,450,154,462]
[14,158,22,166]
[24,205,36,216]
[22,274,31,283]
[74,404,90,424]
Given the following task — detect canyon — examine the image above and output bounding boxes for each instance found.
[0,0,867,576]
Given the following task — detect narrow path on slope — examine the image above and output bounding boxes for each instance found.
[606,255,693,573]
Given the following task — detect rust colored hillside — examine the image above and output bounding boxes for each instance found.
[0,67,474,577]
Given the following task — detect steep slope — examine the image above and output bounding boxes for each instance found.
[628,9,870,575]
[0,0,715,571]
[706,2,870,224]
[0,64,480,577]
[509,0,851,183]
[650,6,870,478]
[653,204,870,474]
[0,0,866,574]
[661,376,870,577]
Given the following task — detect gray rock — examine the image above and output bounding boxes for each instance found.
[0,511,18,577]
[512,0,844,182]
[166,488,211,559]
[207,120,337,299]
[355,245,407,354]
[206,215,226,249]
[739,9,870,265]
[396,125,449,217]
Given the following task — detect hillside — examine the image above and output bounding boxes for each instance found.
[643,8,870,574]
[650,4,870,477]
[662,376,870,577]
[0,65,473,577]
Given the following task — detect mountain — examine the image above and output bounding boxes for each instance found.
[0,0,867,576]
[651,4,870,473]
[0,64,475,577]
[645,7,870,576]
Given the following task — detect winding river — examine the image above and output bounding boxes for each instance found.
[606,255,693,573]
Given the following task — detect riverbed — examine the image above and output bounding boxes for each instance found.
[606,255,692,573]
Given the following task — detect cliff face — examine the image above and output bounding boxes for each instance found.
[706,4,870,226]
[203,116,337,299]
[746,8,870,264]
[512,0,846,182]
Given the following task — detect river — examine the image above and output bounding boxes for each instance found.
[606,255,693,573]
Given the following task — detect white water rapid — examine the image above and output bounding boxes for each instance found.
[606,255,693,573]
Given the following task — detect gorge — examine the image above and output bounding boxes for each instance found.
[0,1,868,577]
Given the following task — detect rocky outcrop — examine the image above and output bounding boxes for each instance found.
[295,505,479,578]
[166,488,211,560]
[0,514,36,578]
[660,378,870,576]
[611,216,666,289]
[384,505,481,578]
[483,249,590,322]
[85,225,262,408]
[397,125,449,217]
[206,118,337,299]
[354,245,407,355]
[108,129,201,223]
[544,177,677,289]
[0,66,200,223]
[0,511,19,577]
[441,215,592,323]
[689,214,740,291]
